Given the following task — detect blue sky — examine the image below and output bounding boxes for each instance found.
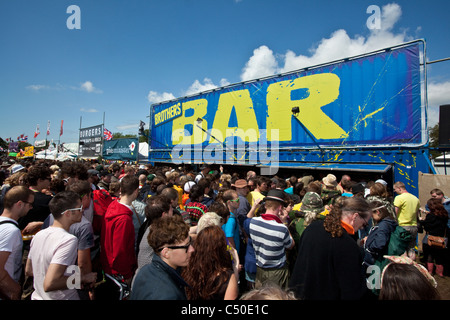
[1,0,449,145]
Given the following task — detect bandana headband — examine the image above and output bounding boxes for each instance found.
[381,255,437,288]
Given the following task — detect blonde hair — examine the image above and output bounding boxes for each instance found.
[240,284,297,300]
[220,174,232,183]
[197,212,223,233]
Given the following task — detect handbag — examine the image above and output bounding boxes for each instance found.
[427,230,448,249]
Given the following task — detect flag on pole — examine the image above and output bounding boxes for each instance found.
[18,135,28,142]
[60,120,64,136]
[46,121,50,136]
[103,128,113,141]
[34,124,40,138]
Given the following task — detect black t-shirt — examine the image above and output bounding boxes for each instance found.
[18,191,52,230]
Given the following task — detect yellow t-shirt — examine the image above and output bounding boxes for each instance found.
[247,190,264,207]
[393,192,420,226]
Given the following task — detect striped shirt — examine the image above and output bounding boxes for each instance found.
[249,216,293,269]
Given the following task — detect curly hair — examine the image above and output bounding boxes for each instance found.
[27,165,52,186]
[4,171,27,187]
[61,162,88,181]
[323,196,371,237]
[182,226,233,300]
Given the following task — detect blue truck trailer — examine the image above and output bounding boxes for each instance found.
[148,40,434,196]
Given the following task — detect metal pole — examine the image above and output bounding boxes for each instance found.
[425,57,450,65]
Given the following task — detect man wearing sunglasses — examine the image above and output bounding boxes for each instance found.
[19,165,53,238]
[130,215,193,300]
[18,164,53,299]
[25,191,97,300]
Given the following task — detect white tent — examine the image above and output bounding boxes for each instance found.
[35,149,77,161]
[433,153,450,175]
[35,143,78,161]
[138,142,149,162]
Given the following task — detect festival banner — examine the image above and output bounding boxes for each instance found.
[79,124,103,158]
[103,138,139,161]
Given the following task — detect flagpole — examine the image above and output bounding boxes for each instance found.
[44,120,50,159]
[102,112,105,163]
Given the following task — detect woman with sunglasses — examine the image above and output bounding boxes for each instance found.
[130,215,193,300]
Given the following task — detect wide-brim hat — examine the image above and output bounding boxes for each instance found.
[263,189,287,205]
[232,179,248,188]
[322,174,337,188]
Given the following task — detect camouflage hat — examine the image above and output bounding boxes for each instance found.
[301,192,324,214]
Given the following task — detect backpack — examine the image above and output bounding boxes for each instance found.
[92,189,113,235]
[0,220,20,229]
[374,225,413,270]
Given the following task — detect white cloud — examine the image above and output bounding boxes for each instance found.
[428,81,450,107]
[184,78,230,96]
[147,78,230,105]
[26,84,50,92]
[80,81,102,93]
[80,108,99,113]
[240,46,278,81]
[427,81,450,126]
[147,90,176,104]
[240,3,409,81]
[380,3,402,31]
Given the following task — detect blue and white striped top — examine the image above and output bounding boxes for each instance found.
[249,216,293,269]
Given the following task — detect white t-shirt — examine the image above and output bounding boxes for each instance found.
[28,226,79,300]
[0,217,22,282]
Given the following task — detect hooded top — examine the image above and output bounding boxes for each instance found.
[100,200,137,279]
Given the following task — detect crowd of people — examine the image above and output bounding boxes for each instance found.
[0,158,449,301]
